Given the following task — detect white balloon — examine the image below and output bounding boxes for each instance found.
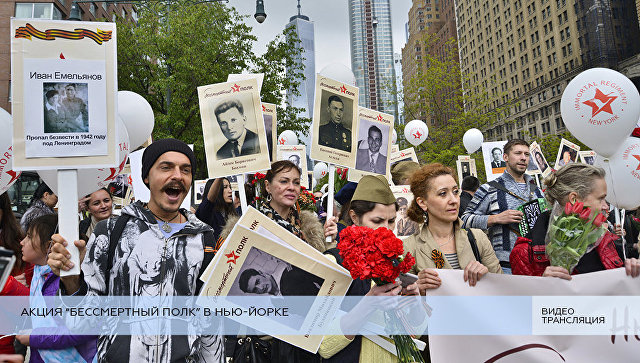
[561,68,640,157]
[38,117,131,197]
[594,137,640,210]
[278,130,298,146]
[0,108,21,195]
[313,162,328,180]
[319,63,356,86]
[118,91,154,149]
[404,119,428,146]
[463,128,484,154]
[392,129,397,144]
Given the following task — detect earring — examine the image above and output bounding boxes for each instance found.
[423,210,429,224]
[266,193,272,202]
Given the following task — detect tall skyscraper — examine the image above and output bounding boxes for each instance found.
[285,1,315,169]
[286,0,315,120]
[348,0,397,116]
[393,53,405,125]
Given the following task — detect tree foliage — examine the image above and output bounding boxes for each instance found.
[399,35,511,182]
[117,2,308,178]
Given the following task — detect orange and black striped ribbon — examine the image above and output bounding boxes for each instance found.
[15,23,112,45]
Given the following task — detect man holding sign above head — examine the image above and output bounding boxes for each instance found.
[47,138,224,362]
[461,139,544,274]
[215,99,260,159]
[318,95,352,152]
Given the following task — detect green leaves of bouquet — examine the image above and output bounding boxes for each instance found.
[546,202,608,272]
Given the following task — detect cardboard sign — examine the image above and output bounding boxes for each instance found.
[348,107,394,182]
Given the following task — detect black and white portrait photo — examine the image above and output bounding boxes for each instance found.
[213,98,261,160]
[579,151,596,165]
[481,140,507,182]
[317,91,353,152]
[354,121,389,175]
[43,82,89,133]
[285,153,302,168]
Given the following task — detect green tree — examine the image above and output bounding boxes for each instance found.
[116,2,308,178]
[399,35,511,182]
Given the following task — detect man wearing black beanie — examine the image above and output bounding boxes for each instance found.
[48,138,224,362]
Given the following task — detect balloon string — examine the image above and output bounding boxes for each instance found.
[605,161,621,213]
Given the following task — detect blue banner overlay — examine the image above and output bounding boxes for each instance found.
[0,296,638,336]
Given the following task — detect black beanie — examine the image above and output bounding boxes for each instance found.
[142,138,196,183]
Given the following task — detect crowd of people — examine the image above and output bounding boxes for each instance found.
[0,137,638,362]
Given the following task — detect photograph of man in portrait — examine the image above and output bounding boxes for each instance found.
[555,143,579,169]
[213,97,261,160]
[354,120,389,175]
[228,247,324,328]
[317,91,353,152]
[43,82,89,133]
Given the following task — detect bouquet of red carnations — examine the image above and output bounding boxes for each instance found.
[297,186,317,213]
[546,202,608,272]
[338,225,423,363]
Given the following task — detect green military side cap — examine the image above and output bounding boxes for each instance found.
[391,161,420,185]
[351,175,396,205]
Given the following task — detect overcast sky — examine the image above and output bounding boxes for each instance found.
[229,0,413,72]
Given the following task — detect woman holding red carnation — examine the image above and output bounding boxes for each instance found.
[403,164,503,295]
[321,175,421,363]
[510,163,640,278]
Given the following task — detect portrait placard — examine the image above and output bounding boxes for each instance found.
[262,102,277,162]
[277,145,308,189]
[194,179,208,205]
[529,141,552,178]
[199,222,351,352]
[310,75,359,167]
[348,107,394,182]
[391,186,420,239]
[390,147,419,167]
[198,79,270,178]
[554,138,580,169]
[481,140,508,181]
[456,157,477,184]
[578,150,596,165]
[11,19,117,170]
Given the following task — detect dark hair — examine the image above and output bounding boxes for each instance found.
[349,200,399,224]
[407,163,457,223]
[27,214,58,256]
[45,90,58,101]
[327,95,343,106]
[491,147,502,155]
[0,193,25,271]
[265,160,301,183]
[214,99,244,120]
[65,83,77,90]
[208,178,237,216]
[503,139,529,154]
[461,176,480,192]
[238,268,260,293]
[368,125,382,137]
[30,182,54,206]
[396,197,408,207]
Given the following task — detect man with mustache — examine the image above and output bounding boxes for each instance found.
[461,139,544,274]
[47,138,224,362]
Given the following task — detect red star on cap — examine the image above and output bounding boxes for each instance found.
[633,154,640,171]
[231,84,240,92]
[340,85,347,93]
[413,130,422,139]
[582,88,617,117]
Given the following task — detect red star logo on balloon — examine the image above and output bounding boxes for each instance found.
[340,85,347,93]
[231,83,241,92]
[278,137,286,145]
[413,130,422,139]
[633,154,640,171]
[582,88,617,117]
[225,251,240,264]
[376,114,383,121]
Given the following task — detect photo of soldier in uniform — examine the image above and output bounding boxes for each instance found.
[214,98,261,160]
[317,92,353,152]
[43,82,89,133]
